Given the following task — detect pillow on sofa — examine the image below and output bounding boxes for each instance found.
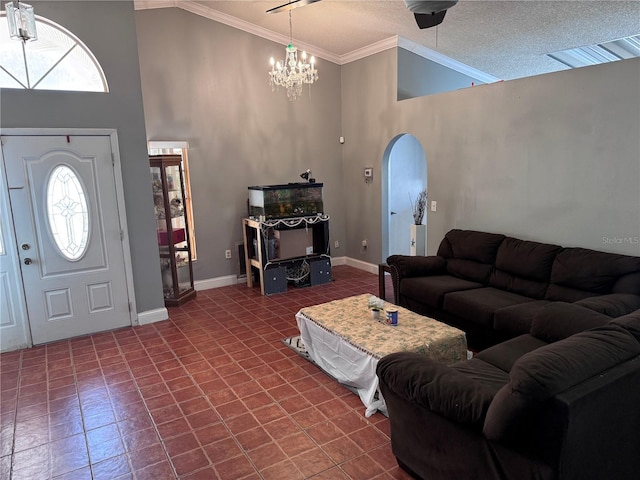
[483,325,640,440]
[575,293,640,317]
[377,351,496,427]
[530,302,611,342]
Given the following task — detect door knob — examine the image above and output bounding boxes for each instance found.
[390,211,397,215]
[24,258,32,265]
[21,243,30,250]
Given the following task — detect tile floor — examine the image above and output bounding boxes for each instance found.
[0,265,411,479]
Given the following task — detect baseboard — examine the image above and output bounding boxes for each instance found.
[195,274,245,291]
[330,256,347,266]
[137,307,168,325]
[344,257,379,274]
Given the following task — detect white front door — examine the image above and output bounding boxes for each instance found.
[2,135,132,345]
[0,152,29,351]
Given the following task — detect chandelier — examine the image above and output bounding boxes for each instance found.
[268,9,318,101]
[5,1,37,42]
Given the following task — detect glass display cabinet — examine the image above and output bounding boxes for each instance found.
[150,154,196,306]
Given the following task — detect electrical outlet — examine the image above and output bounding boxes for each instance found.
[334,240,339,248]
[306,246,313,255]
[225,249,232,259]
[430,200,437,212]
[361,239,367,248]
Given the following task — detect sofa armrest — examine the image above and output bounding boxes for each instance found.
[386,255,447,305]
[386,255,447,278]
[377,352,494,427]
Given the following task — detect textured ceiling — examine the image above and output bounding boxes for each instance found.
[139,1,640,80]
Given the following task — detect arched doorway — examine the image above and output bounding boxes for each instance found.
[382,134,427,260]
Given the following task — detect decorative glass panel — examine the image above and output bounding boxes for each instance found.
[46,165,89,260]
[0,13,108,92]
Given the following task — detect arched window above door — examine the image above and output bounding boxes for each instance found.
[0,13,108,92]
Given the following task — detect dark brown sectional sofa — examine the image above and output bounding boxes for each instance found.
[377,305,640,480]
[387,229,640,350]
[378,229,640,480]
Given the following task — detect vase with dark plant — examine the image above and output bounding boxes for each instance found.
[410,189,428,256]
[410,189,428,225]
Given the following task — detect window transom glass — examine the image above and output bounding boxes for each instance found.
[0,13,108,92]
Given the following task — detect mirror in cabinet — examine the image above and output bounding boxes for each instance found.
[150,154,196,306]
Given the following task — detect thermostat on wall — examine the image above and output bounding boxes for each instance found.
[364,167,373,183]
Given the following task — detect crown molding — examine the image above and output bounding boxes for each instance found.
[135,0,340,64]
[133,0,499,80]
[338,37,398,65]
[397,37,501,83]
[134,0,176,10]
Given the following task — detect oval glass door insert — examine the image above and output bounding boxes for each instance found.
[46,165,90,260]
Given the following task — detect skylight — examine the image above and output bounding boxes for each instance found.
[547,34,640,69]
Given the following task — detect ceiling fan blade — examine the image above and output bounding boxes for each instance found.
[414,10,448,29]
[267,0,323,14]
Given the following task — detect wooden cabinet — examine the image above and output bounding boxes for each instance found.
[150,155,196,306]
[242,215,331,296]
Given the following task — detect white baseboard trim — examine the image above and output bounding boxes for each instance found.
[195,274,245,291]
[137,307,168,325]
[343,257,379,274]
[330,256,347,266]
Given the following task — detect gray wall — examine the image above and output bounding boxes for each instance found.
[397,48,483,100]
[0,1,164,313]
[135,8,344,281]
[343,49,640,259]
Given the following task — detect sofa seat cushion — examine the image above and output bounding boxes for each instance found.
[376,351,497,428]
[574,293,640,317]
[530,302,611,343]
[400,275,483,309]
[493,300,550,337]
[483,325,640,440]
[474,334,548,374]
[443,287,537,329]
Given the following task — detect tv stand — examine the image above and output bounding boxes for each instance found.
[242,215,331,295]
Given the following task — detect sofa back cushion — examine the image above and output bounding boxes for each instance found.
[489,237,561,299]
[575,293,640,318]
[530,302,611,342]
[483,325,640,440]
[437,230,505,283]
[546,248,640,301]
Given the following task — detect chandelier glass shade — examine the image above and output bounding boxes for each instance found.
[269,44,318,101]
[5,0,37,42]
[268,8,318,101]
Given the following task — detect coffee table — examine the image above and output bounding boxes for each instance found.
[295,294,467,417]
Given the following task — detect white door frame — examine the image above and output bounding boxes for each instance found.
[382,133,428,261]
[1,128,138,348]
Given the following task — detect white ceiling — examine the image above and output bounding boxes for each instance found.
[135,1,640,81]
